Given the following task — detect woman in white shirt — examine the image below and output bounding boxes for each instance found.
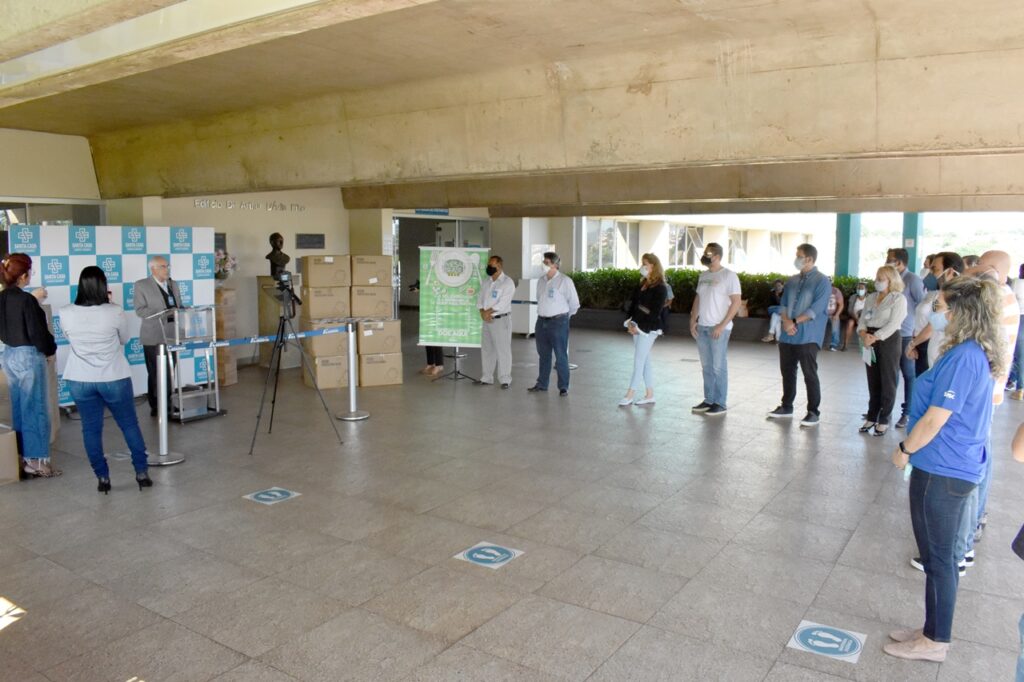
[60,267,151,494]
[858,266,908,436]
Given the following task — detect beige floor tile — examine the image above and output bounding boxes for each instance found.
[212,660,300,681]
[731,512,852,563]
[279,542,431,606]
[598,463,700,497]
[649,579,807,660]
[460,595,639,680]
[937,638,1019,681]
[0,506,139,556]
[43,620,245,682]
[594,524,725,578]
[763,662,849,681]
[172,576,346,657]
[507,507,627,554]
[556,483,664,524]
[260,608,447,681]
[0,584,163,672]
[698,544,833,606]
[813,564,926,628]
[677,475,788,513]
[1,556,95,610]
[637,499,757,541]
[589,626,774,681]
[429,489,548,532]
[357,474,473,513]
[539,555,684,623]
[406,644,559,681]
[0,532,37,570]
[47,528,192,584]
[273,493,418,541]
[363,565,523,642]
[361,515,491,565]
[419,457,524,490]
[477,471,588,505]
[197,525,346,575]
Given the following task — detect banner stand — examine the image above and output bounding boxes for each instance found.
[337,325,369,421]
[147,344,185,467]
[432,345,477,382]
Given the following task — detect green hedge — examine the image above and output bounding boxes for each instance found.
[567,268,867,318]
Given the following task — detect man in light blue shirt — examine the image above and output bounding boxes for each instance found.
[767,243,832,427]
[886,247,926,429]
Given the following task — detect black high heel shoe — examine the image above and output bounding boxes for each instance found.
[136,473,153,490]
[97,478,111,494]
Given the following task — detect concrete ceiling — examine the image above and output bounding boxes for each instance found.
[0,0,889,135]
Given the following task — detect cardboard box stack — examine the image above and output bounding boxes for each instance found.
[350,255,393,318]
[350,255,402,387]
[298,255,352,389]
[214,287,238,386]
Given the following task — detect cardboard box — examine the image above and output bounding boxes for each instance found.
[303,354,348,389]
[215,351,238,387]
[358,352,403,386]
[351,255,393,286]
[350,286,393,318]
[300,318,350,357]
[0,428,19,484]
[301,255,351,287]
[357,320,401,355]
[300,286,351,319]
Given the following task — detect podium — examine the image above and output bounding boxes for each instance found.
[151,305,225,423]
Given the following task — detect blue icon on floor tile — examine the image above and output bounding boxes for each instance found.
[455,542,523,569]
[787,621,866,663]
[244,487,301,505]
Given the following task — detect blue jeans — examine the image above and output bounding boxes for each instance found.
[67,378,148,478]
[629,330,658,393]
[1009,315,1023,387]
[696,326,730,407]
[1,346,50,459]
[829,318,842,349]
[1017,612,1024,682]
[963,410,997,552]
[909,467,977,642]
[534,315,570,390]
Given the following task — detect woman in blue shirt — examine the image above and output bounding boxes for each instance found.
[885,277,1007,662]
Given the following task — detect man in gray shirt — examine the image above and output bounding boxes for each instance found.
[886,247,925,429]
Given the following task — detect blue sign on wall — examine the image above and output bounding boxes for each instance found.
[10,225,40,256]
[170,226,193,253]
[69,226,96,255]
[57,377,71,404]
[122,282,135,311]
[193,253,214,280]
[41,256,69,287]
[98,255,123,283]
[122,226,147,254]
[125,338,145,365]
[194,356,211,383]
[52,316,69,346]
[178,280,193,306]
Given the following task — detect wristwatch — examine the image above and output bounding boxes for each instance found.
[899,441,913,455]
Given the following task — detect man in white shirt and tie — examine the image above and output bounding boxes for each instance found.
[477,255,516,388]
[134,256,183,416]
[529,251,580,396]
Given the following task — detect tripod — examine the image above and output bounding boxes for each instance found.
[433,346,477,382]
[249,283,343,455]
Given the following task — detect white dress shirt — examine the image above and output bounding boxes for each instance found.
[59,303,133,382]
[478,271,515,316]
[536,270,580,317]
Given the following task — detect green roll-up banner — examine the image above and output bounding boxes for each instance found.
[418,246,488,348]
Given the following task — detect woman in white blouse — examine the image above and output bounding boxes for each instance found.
[858,266,908,436]
[60,266,152,494]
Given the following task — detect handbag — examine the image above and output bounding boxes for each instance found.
[1013,523,1024,561]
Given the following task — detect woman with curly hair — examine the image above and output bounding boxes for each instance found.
[885,276,1007,662]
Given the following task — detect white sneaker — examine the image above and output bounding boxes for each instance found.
[617,398,634,407]
[635,397,655,406]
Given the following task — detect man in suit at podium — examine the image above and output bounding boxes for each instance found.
[134,256,183,416]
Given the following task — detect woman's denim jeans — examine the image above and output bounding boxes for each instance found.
[67,378,148,478]
[1,346,51,459]
[629,329,659,393]
[909,467,977,643]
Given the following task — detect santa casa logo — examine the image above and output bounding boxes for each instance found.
[69,226,96,254]
[171,227,193,253]
[14,226,40,255]
[125,338,146,365]
[122,226,146,254]
[41,257,69,286]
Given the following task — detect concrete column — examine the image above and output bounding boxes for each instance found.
[834,213,862,277]
[489,217,528,280]
[902,213,923,272]
[745,229,771,273]
[349,208,393,255]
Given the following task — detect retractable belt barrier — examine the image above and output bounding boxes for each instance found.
[165,325,350,353]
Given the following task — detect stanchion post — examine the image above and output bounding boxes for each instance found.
[148,343,186,466]
[338,322,369,422]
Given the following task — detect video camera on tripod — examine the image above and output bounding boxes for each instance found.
[270,269,302,318]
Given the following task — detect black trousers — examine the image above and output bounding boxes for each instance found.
[914,339,931,377]
[425,346,444,366]
[143,345,174,410]
[865,330,902,425]
[779,342,821,415]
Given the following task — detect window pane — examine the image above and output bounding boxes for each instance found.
[628,222,639,263]
[586,218,600,270]
[600,219,615,268]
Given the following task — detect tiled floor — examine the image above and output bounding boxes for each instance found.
[1,318,1022,681]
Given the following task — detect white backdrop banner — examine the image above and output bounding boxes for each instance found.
[7,224,216,405]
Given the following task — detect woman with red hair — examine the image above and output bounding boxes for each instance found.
[0,253,59,477]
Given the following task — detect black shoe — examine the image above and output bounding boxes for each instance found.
[150,407,157,417]
[136,473,153,490]
[800,413,820,428]
[691,401,713,413]
[559,389,568,397]
[895,414,909,429]
[527,385,547,393]
[767,406,793,419]
[705,404,727,416]
[500,383,510,389]
[475,381,493,386]
[97,478,111,495]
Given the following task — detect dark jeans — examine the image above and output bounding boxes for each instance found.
[67,378,149,478]
[909,467,976,643]
[425,346,444,366]
[143,345,174,410]
[865,330,902,425]
[899,336,916,416]
[914,339,930,377]
[535,315,570,390]
[778,342,820,415]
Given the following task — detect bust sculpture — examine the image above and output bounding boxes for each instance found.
[265,232,290,278]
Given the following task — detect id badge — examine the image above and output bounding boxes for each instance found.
[547,287,555,299]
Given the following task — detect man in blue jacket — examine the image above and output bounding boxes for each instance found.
[767,243,832,427]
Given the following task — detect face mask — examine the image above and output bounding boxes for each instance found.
[639,265,650,278]
[856,288,866,296]
[874,280,888,292]
[485,265,497,276]
[929,310,949,333]
[700,255,713,267]
[794,257,806,271]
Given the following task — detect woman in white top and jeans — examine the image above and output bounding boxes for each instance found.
[858,265,908,436]
[60,267,151,493]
